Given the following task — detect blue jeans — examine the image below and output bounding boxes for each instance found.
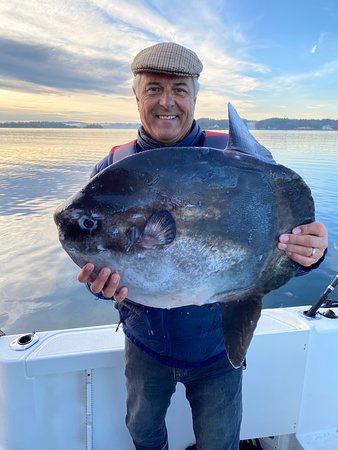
[124,339,242,450]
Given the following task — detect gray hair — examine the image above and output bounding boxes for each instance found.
[132,74,200,97]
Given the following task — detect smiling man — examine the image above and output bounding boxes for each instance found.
[133,73,197,143]
[78,42,328,450]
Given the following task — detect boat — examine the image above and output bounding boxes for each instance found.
[0,277,337,450]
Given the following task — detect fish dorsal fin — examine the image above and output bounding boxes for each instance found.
[226,103,276,163]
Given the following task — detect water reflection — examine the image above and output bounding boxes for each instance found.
[0,166,88,215]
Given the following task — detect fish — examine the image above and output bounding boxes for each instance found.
[54,103,315,367]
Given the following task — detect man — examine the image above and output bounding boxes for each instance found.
[78,43,328,450]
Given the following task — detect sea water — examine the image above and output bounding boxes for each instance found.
[0,128,337,334]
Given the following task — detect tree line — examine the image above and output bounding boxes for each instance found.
[1,118,338,130]
[197,117,338,131]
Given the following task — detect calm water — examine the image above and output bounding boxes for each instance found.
[0,128,337,335]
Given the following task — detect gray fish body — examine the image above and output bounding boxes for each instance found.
[54,104,315,367]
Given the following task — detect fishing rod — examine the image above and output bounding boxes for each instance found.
[304,274,338,318]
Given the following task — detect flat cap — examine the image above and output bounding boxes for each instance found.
[131,42,203,78]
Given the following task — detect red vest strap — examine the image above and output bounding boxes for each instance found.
[111,139,136,154]
[110,131,228,163]
[110,140,137,163]
[205,130,228,137]
[204,130,228,149]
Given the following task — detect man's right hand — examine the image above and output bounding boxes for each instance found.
[77,263,128,303]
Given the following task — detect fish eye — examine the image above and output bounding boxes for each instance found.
[78,216,98,231]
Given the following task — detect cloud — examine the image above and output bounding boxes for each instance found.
[0,0,266,100]
[259,59,338,95]
[313,60,338,76]
[0,37,130,93]
[310,32,330,55]
[306,103,329,110]
[15,0,338,120]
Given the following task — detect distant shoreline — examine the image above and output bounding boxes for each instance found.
[1,117,338,131]
[0,122,139,130]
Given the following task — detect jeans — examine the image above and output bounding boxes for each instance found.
[124,339,243,450]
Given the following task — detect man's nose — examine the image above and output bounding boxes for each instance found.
[159,90,175,108]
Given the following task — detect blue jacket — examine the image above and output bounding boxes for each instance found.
[91,131,230,368]
[90,132,323,368]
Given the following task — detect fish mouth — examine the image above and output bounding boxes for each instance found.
[58,230,65,241]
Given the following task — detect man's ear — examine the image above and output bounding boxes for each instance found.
[133,88,140,110]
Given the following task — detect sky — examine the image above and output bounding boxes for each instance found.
[1,0,338,122]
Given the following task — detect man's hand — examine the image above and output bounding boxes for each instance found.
[278,221,328,267]
[77,263,128,302]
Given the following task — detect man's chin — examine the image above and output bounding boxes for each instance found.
[152,129,181,145]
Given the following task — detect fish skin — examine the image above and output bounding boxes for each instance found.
[54,103,315,367]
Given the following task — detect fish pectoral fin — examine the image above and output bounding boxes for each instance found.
[138,210,176,249]
[127,225,141,252]
[220,296,262,368]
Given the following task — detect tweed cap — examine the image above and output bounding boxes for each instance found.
[131,42,203,78]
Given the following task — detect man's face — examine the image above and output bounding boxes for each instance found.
[134,73,197,144]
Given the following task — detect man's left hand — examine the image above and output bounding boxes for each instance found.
[278,221,328,267]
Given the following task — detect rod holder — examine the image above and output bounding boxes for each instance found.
[304,274,338,318]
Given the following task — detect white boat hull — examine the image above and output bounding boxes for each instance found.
[0,306,337,450]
